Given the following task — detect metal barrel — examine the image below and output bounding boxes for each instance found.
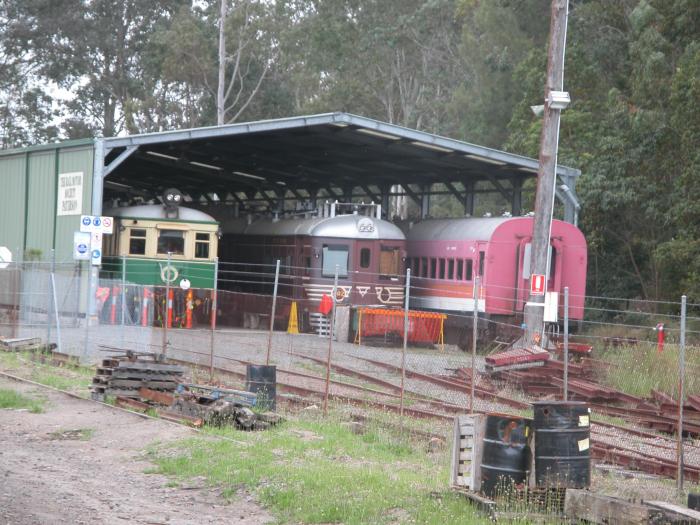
[245,364,277,411]
[533,401,590,488]
[480,414,531,497]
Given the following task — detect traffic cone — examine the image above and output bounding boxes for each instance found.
[287,301,299,334]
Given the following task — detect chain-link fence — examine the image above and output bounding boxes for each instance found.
[0,257,698,488]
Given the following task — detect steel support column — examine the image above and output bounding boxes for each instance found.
[511,178,523,217]
[420,184,431,219]
[463,180,475,216]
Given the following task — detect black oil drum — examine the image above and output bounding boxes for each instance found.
[689,493,700,511]
[480,414,531,497]
[245,364,276,411]
[533,401,590,488]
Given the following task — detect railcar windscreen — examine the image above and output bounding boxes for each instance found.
[194,232,210,259]
[158,230,185,255]
[322,245,349,277]
[129,228,146,255]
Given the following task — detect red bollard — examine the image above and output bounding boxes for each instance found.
[185,289,193,329]
[655,322,665,353]
[110,286,119,324]
[167,289,174,328]
[141,288,152,327]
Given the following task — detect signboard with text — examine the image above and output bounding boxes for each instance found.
[57,172,83,216]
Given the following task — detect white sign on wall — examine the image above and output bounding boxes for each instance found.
[73,231,91,261]
[56,172,83,216]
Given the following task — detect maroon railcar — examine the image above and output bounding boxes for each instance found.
[219,208,406,332]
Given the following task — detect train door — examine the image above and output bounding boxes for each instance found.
[515,239,561,312]
[355,240,374,279]
[515,239,531,312]
[354,240,374,303]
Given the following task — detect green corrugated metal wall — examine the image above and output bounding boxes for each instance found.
[0,155,26,254]
[0,141,95,262]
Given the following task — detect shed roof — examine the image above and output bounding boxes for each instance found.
[99,112,580,206]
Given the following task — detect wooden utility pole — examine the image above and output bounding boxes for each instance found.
[523,0,570,346]
[217,0,227,125]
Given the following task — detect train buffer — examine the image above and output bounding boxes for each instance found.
[485,345,550,373]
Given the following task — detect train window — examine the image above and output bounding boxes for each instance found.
[322,245,349,277]
[457,259,464,280]
[194,232,210,259]
[379,246,400,279]
[430,258,437,279]
[412,257,419,276]
[439,259,446,279]
[129,228,147,255]
[448,259,455,280]
[421,257,428,278]
[360,248,371,269]
[478,251,485,276]
[465,259,473,281]
[157,230,185,255]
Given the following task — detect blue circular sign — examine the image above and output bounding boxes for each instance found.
[91,249,101,259]
[92,217,101,227]
[82,216,91,226]
[77,243,88,254]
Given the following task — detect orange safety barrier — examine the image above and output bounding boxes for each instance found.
[355,308,446,351]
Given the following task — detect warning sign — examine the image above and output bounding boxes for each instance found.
[530,274,546,296]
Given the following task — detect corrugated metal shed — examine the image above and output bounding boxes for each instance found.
[0,140,94,262]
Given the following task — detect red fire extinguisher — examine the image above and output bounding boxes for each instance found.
[654,323,665,353]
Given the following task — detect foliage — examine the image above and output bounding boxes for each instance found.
[2,0,700,305]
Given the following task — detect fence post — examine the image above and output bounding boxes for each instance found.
[323,265,339,416]
[563,286,569,401]
[121,258,126,326]
[209,257,219,382]
[51,263,62,354]
[161,251,171,355]
[470,276,480,413]
[678,294,686,490]
[266,259,281,365]
[46,249,55,351]
[400,268,411,417]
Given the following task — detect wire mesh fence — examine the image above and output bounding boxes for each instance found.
[0,257,698,488]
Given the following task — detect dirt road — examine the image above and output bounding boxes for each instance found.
[0,376,272,525]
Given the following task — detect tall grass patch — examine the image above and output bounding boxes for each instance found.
[0,388,44,413]
[598,342,700,398]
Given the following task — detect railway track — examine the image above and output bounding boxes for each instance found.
[19,346,700,483]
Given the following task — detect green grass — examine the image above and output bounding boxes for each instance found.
[0,388,44,413]
[598,342,700,398]
[0,350,93,395]
[148,409,489,524]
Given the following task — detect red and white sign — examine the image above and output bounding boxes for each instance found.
[530,274,546,295]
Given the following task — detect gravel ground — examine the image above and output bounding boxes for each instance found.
[0,375,272,525]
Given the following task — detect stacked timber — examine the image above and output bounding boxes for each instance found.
[91,357,185,401]
[0,337,45,352]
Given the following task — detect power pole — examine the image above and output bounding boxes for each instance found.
[217,0,227,125]
[523,0,570,347]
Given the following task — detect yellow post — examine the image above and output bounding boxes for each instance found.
[355,308,363,346]
[287,301,299,334]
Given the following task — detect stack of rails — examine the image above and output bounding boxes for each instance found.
[91,357,185,400]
